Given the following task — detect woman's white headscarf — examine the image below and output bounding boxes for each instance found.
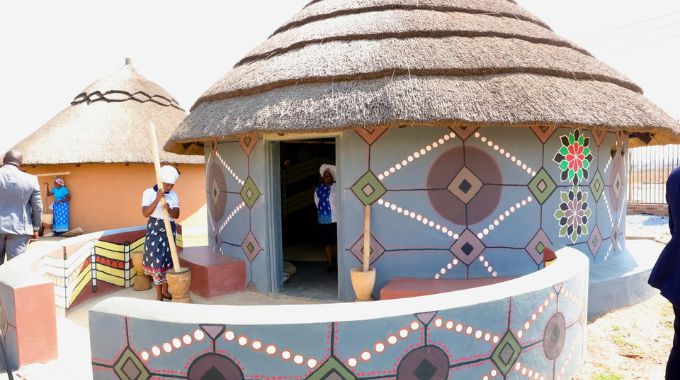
[160,165,180,184]
[319,164,336,179]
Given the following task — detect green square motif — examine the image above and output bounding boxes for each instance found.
[351,171,386,206]
[528,168,557,205]
[240,177,262,209]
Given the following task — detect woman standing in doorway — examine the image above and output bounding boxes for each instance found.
[314,164,337,273]
[46,177,71,235]
[141,165,180,301]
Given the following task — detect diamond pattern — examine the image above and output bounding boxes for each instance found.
[449,126,478,140]
[240,177,261,209]
[113,347,150,380]
[200,324,226,340]
[355,126,387,145]
[530,125,557,143]
[239,134,257,155]
[450,230,485,266]
[351,171,386,206]
[306,357,356,380]
[490,331,521,375]
[241,232,262,262]
[528,169,557,205]
[590,170,605,202]
[447,167,482,204]
[350,234,386,265]
[588,226,603,256]
[414,359,437,379]
[525,229,552,265]
[591,128,607,146]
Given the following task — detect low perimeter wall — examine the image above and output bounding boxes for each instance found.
[89,248,589,380]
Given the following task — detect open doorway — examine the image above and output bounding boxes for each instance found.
[278,138,338,300]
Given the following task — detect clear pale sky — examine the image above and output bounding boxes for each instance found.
[1,1,679,155]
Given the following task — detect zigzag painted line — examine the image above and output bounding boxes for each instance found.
[215,151,245,185]
[219,202,246,234]
[377,198,460,240]
[377,132,457,181]
[473,132,537,177]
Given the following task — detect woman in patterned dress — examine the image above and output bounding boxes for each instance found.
[141,166,180,301]
[45,177,71,234]
[314,164,337,273]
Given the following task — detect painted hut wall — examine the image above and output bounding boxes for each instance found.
[206,127,626,300]
[24,164,206,233]
[206,139,270,292]
[88,249,589,380]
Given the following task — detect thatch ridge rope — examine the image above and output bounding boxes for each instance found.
[237,29,591,67]
[193,67,642,111]
[272,3,551,37]
[71,90,184,111]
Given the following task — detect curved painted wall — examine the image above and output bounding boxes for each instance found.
[89,249,588,379]
[206,126,626,300]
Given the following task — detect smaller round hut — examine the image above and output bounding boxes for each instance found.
[13,59,206,233]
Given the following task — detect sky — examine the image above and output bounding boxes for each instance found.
[1,0,679,155]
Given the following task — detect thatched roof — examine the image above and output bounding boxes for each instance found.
[166,0,680,153]
[15,59,203,165]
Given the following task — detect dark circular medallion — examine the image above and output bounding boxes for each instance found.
[543,312,567,360]
[187,353,244,380]
[427,146,502,225]
[397,345,449,380]
[208,161,228,223]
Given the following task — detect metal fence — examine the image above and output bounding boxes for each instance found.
[627,145,680,204]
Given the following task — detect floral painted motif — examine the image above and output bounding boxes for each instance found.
[553,129,593,185]
[555,187,592,243]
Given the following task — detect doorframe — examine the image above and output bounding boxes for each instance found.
[264,133,342,296]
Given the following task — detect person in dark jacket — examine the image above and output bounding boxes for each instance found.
[649,166,680,378]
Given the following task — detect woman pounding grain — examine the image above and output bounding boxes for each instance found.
[141,165,180,301]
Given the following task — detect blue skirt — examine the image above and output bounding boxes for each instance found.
[53,201,70,232]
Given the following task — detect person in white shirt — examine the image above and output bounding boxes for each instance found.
[141,165,180,301]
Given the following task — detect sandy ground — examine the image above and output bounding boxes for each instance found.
[0,216,676,379]
[574,294,674,380]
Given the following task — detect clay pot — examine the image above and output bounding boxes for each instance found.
[350,267,376,301]
[130,251,152,291]
[167,267,192,303]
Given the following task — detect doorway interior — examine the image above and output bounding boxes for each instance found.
[278,138,338,300]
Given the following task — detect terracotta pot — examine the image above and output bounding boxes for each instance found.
[350,267,376,301]
[167,267,192,303]
[130,251,152,291]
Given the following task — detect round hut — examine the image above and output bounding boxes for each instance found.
[166,0,680,302]
[14,59,206,233]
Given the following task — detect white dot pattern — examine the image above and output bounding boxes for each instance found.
[378,132,457,180]
[219,201,246,234]
[378,198,459,241]
[215,151,245,185]
[473,132,537,177]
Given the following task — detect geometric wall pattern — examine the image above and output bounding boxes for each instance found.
[204,126,626,300]
[90,271,587,380]
[341,125,626,299]
[206,136,265,291]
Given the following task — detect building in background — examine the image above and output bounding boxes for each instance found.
[13,59,206,233]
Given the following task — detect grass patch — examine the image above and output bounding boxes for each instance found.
[593,373,622,380]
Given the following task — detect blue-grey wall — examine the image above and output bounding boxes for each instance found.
[205,126,627,300]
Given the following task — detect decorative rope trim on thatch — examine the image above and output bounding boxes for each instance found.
[272,3,551,37]
[237,29,590,67]
[193,67,642,111]
[71,90,184,111]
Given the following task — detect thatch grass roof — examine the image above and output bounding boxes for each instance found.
[15,60,203,165]
[166,0,680,153]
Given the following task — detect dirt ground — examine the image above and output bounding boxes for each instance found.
[574,294,674,380]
